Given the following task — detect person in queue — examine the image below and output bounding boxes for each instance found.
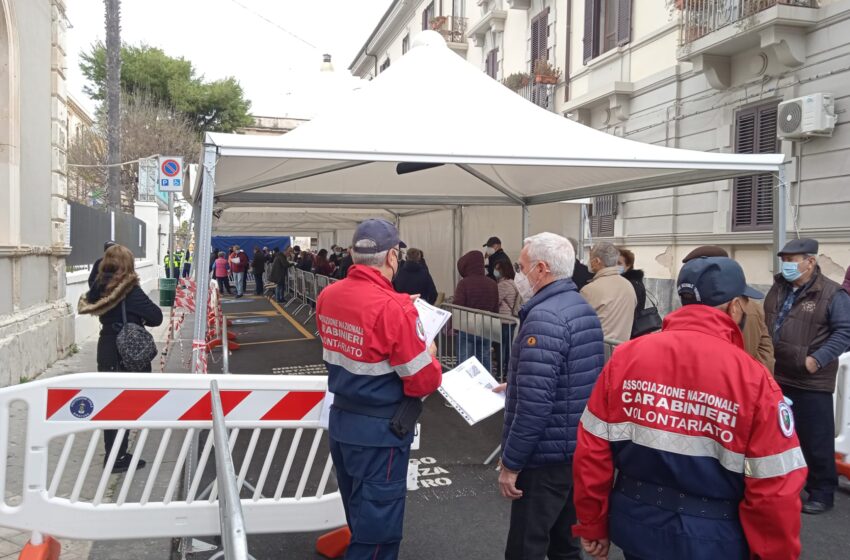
[567,237,593,291]
[393,247,437,305]
[683,245,775,372]
[88,240,117,288]
[316,219,442,560]
[268,247,289,303]
[453,250,499,371]
[493,259,521,373]
[581,242,636,342]
[78,245,163,472]
[314,248,335,277]
[617,248,647,339]
[765,238,850,514]
[572,256,807,560]
[228,245,247,298]
[484,236,512,280]
[498,232,604,560]
[251,246,267,295]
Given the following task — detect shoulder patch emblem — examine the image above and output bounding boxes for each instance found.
[415,318,426,342]
[778,400,795,438]
[526,336,537,346]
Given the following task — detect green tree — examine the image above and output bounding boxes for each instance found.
[80,42,252,133]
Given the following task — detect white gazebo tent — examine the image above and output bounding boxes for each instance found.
[188,31,786,371]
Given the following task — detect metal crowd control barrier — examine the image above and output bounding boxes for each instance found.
[835,352,850,482]
[303,273,318,323]
[284,268,299,308]
[0,373,346,550]
[436,303,520,383]
[209,380,252,560]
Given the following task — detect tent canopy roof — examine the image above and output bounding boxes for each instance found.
[199,31,782,227]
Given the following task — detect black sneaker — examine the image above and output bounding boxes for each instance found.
[111,454,147,474]
[802,500,833,515]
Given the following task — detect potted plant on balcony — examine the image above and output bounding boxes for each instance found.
[430,16,448,31]
[533,58,561,84]
[502,72,530,92]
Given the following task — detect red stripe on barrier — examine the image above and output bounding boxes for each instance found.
[179,390,251,421]
[92,390,169,421]
[46,389,81,419]
[261,391,325,421]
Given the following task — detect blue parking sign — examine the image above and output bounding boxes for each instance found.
[161,179,169,186]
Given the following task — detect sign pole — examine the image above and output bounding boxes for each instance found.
[168,192,175,277]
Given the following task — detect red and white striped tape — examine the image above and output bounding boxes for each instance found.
[46,387,326,422]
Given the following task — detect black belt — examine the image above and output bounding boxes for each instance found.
[331,395,398,419]
[615,474,738,521]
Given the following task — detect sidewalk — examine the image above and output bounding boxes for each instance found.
[1,297,177,560]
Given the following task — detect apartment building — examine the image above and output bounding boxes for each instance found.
[351,0,850,310]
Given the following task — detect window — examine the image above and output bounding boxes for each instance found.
[422,2,435,31]
[402,34,410,54]
[530,9,549,71]
[732,102,779,231]
[380,57,391,73]
[590,195,617,238]
[583,0,632,64]
[486,48,499,79]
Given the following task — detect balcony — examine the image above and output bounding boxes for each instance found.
[678,0,818,89]
[430,16,469,54]
[467,9,508,47]
[514,82,555,112]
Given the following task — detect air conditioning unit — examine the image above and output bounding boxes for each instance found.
[777,94,837,140]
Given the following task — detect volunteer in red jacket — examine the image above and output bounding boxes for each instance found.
[572,256,807,560]
[317,219,442,560]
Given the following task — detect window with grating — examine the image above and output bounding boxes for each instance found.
[422,2,435,31]
[402,34,410,54]
[590,194,617,237]
[583,0,631,64]
[486,48,499,79]
[733,103,778,231]
[530,8,549,72]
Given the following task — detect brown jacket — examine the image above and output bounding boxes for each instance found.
[580,266,636,343]
[764,268,843,392]
[742,299,774,373]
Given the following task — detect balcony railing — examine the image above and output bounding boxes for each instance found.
[430,16,468,44]
[514,82,554,111]
[680,0,816,45]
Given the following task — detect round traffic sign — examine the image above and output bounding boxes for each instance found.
[161,159,181,177]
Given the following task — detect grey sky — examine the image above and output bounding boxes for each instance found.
[65,0,393,117]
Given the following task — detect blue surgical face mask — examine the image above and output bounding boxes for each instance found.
[781,261,802,282]
[617,266,626,275]
[493,270,502,280]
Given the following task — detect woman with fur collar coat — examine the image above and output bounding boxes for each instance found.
[78,244,163,472]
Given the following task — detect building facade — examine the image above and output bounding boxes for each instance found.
[351,0,850,310]
[0,0,74,385]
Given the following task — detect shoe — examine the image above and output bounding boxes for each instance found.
[111,455,147,474]
[235,294,242,298]
[802,500,833,515]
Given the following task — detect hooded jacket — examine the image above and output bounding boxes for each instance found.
[572,305,807,560]
[453,251,498,313]
[393,260,438,305]
[78,274,163,330]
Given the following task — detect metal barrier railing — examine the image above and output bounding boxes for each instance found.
[209,380,252,560]
[436,303,520,383]
[303,272,318,323]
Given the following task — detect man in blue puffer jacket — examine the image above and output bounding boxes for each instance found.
[498,232,605,560]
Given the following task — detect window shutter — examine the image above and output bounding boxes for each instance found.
[590,194,617,237]
[733,104,777,230]
[531,9,549,70]
[531,17,540,68]
[617,0,632,46]
[583,0,596,64]
[486,48,498,79]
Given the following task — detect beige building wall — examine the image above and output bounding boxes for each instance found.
[0,0,74,386]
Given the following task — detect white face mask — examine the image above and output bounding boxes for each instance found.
[515,271,534,301]
[485,247,496,256]
[617,266,626,275]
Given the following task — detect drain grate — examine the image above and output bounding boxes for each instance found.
[272,364,328,376]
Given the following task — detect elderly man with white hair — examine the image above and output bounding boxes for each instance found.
[581,242,637,342]
[497,232,605,560]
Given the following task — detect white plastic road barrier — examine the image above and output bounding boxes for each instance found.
[834,352,850,481]
[0,373,346,542]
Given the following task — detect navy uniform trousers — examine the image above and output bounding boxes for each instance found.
[329,439,410,560]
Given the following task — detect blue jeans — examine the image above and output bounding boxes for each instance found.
[233,272,244,296]
[275,282,285,302]
[456,332,492,372]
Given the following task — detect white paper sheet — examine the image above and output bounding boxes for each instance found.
[319,392,333,430]
[414,298,452,346]
[438,357,505,425]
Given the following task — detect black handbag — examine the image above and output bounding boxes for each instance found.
[116,301,158,371]
[632,291,663,338]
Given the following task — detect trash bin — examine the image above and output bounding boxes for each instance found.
[158,277,178,307]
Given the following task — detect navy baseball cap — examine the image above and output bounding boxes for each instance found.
[352,219,406,254]
[677,257,763,307]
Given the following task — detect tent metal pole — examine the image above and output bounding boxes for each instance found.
[452,208,459,288]
[192,144,217,373]
[578,203,587,262]
[521,205,529,241]
[456,163,526,205]
[774,164,788,275]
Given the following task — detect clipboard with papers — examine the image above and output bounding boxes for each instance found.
[438,357,505,426]
[414,298,452,346]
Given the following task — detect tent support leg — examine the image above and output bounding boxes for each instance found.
[521,205,529,242]
[774,164,788,275]
[578,203,587,262]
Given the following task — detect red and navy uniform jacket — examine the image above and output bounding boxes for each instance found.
[572,305,807,560]
[316,265,442,447]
